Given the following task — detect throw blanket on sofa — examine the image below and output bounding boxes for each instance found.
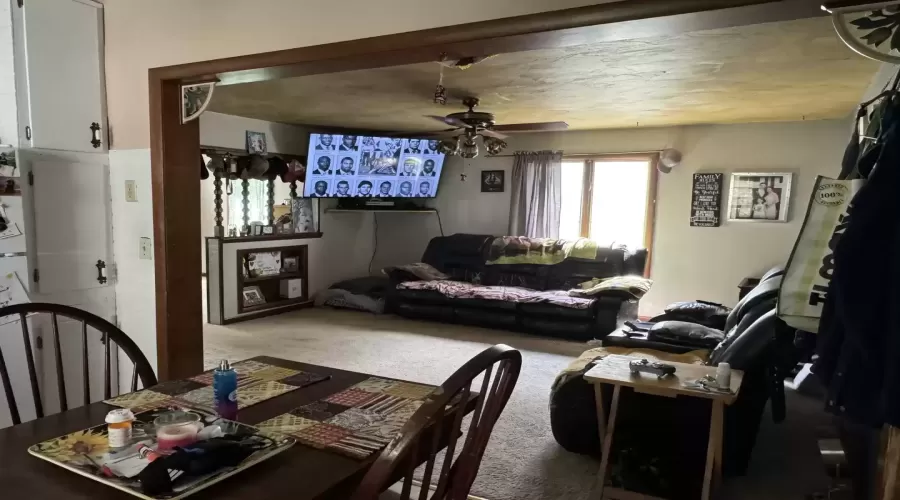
[570,275,653,299]
[398,280,595,309]
[485,236,599,265]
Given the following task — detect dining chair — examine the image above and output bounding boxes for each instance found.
[352,344,522,500]
[0,302,157,425]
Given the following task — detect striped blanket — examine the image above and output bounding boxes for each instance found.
[398,280,595,309]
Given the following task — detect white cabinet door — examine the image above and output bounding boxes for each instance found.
[15,0,106,153]
[30,156,112,293]
[21,150,117,417]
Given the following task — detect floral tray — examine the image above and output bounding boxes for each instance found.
[28,406,295,500]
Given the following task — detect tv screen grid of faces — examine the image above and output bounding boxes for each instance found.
[303,133,445,198]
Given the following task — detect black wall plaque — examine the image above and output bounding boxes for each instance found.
[690,173,723,227]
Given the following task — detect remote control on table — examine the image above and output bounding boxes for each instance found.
[629,358,676,379]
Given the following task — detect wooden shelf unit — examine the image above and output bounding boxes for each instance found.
[236,245,309,315]
[243,271,306,284]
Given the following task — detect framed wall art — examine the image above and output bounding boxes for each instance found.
[481,170,505,192]
[726,172,793,223]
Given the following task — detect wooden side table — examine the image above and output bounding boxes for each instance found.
[583,354,744,500]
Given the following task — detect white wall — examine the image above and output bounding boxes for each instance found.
[374,120,851,315]
[0,0,16,146]
[110,149,157,371]
[199,112,310,155]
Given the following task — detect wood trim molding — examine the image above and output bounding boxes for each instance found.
[148,0,825,383]
[155,0,823,85]
[644,154,661,278]
[580,159,594,238]
[150,73,203,381]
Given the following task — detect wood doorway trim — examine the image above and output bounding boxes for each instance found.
[149,0,823,380]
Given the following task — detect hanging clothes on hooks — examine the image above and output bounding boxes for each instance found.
[815,68,900,500]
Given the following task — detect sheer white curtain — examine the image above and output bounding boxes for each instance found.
[508,151,563,238]
[227,179,268,232]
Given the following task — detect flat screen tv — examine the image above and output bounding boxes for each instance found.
[303,133,446,198]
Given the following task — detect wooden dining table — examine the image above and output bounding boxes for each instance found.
[0,356,457,499]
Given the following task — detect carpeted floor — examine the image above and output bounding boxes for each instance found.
[204,308,832,500]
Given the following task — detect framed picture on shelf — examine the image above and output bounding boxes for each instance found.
[242,286,266,307]
[262,225,275,235]
[0,177,23,196]
[292,198,319,233]
[246,131,267,155]
[245,251,282,278]
[726,172,793,222]
[282,256,299,272]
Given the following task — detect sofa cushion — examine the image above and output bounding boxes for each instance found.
[421,234,492,274]
[382,262,449,281]
[546,257,625,290]
[395,288,451,305]
[519,302,596,320]
[647,321,725,349]
[482,264,549,290]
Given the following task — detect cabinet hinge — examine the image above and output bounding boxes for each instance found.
[35,336,42,350]
[27,171,33,186]
[16,0,22,8]
[32,268,39,283]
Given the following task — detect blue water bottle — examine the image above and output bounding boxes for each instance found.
[213,359,238,420]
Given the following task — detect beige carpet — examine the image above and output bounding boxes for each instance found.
[204,308,831,500]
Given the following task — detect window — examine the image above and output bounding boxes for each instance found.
[227,179,269,232]
[559,154,657,261]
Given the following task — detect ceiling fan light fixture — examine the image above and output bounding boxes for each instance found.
[438,139,459,156]
[460,138,479,159]
[483,137,507,156]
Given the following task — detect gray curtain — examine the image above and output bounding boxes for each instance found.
[508,151,563,238]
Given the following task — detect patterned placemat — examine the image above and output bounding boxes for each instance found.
[104,358,330,414]
[255,376,435,460]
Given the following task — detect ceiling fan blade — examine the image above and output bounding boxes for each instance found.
[492,121,569,133]
[385,128,457,138]
[480,128,509,140]
[425,115,472,129]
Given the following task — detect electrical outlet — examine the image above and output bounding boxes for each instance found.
[139,237,152,260]
[125,180,138,202]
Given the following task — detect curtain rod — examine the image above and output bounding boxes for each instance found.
[487,150,662,158]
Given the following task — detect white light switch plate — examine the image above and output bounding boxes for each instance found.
[139,237,152,260]
[125,180,138,202]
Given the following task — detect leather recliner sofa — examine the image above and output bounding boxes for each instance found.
[385,233,647,341]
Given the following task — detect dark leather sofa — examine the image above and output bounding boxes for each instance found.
[385,233,647,342]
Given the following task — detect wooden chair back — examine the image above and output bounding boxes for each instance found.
[352,344,522,500]
[0,303,157,425]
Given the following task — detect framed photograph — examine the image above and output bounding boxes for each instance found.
[481,170,505,192]
[246,251,282,278]
[262,225,275,235]
[252,225,264,236]
[282,256,299,272]
[242,286,266,307]
[727,172,793,222]
[292,198,319,233]
[0,177,22,196]
[246,131,267,155]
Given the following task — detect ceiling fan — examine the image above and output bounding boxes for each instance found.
[424,97,568,158]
